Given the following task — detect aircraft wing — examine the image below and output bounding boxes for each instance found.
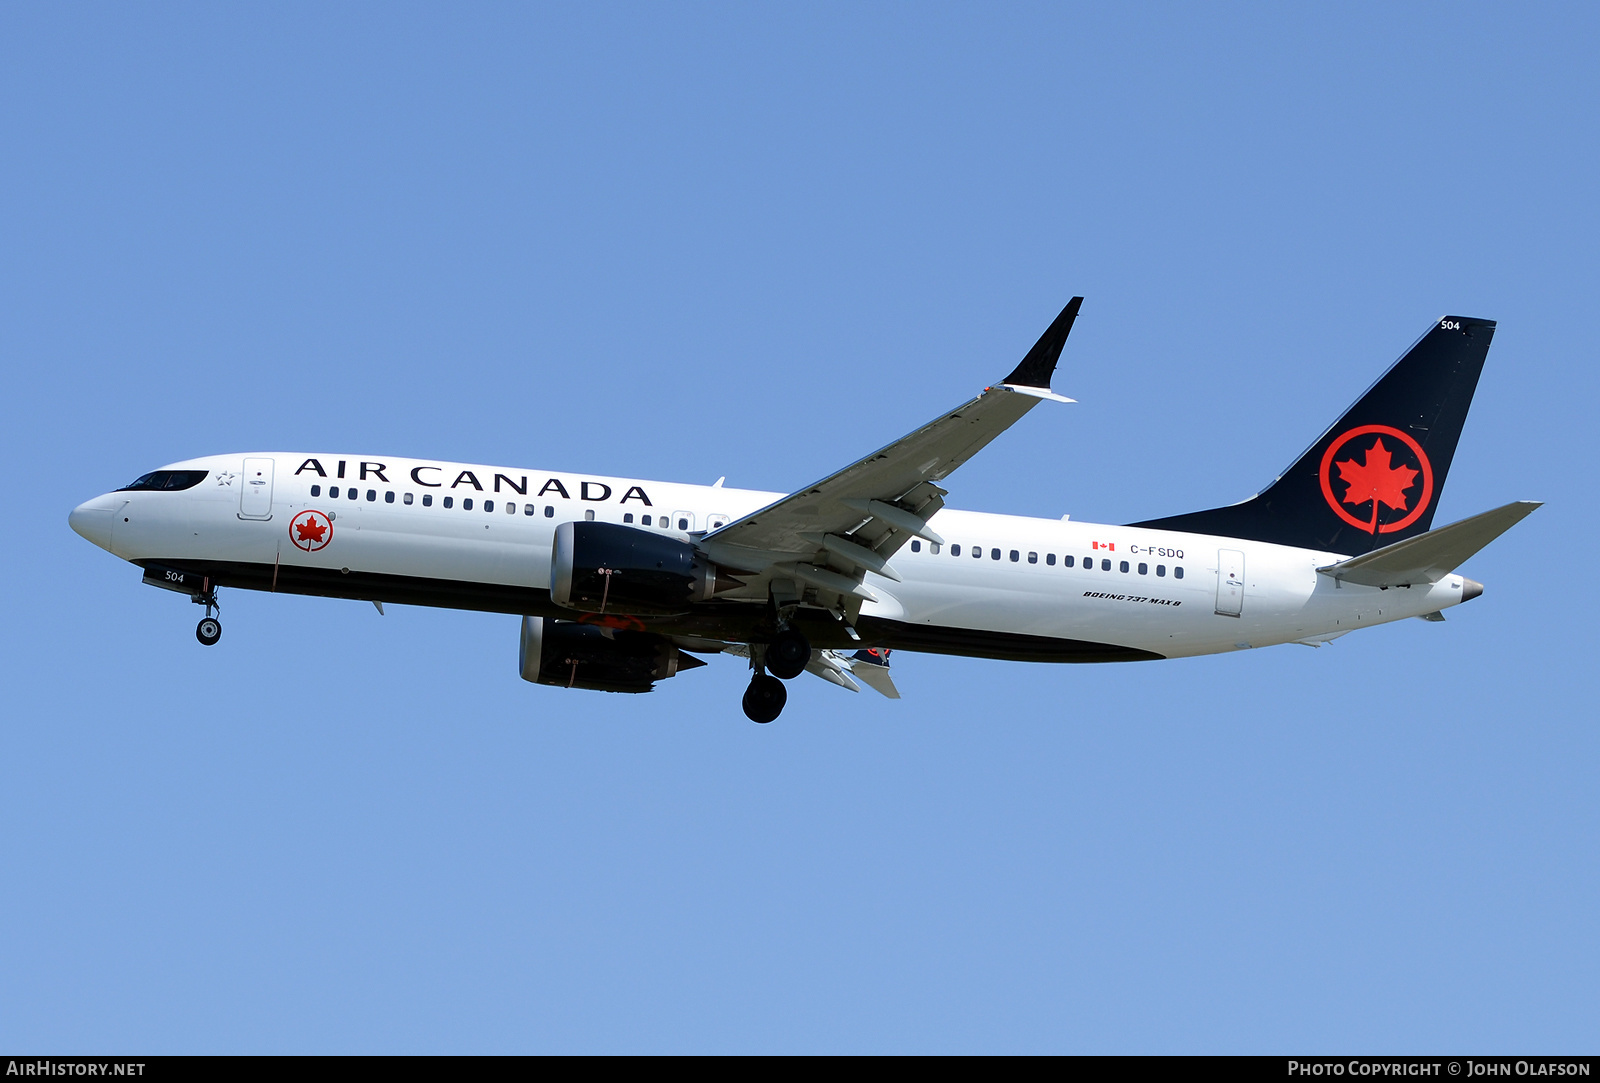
[699,299,1082,598]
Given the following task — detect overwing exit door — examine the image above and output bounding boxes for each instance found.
[1215,549,1244,617]
[240,458,275,519]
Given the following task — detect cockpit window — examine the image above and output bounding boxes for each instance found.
[117,470,210,492]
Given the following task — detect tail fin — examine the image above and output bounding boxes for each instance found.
[1131,315,1496,555]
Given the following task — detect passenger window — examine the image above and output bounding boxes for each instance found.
[910,540,921,552]
[349,488,358,500]
[1119,560,1128,573]
[1063,555,1074,567]
[1156,564,1166,577]
[1175,567,1185,579]
[311,485,321,497]
[485,500,494,513]
[422,494,432,507]
[974,546,982,558]
[642,515,652,526]
[1101,559,1111,571]
[678,517,689,530]
[443,496,453,509]
[991,548,1001,560]
[624,513,634,523]
[544,506,554,518]
[525,504,534,516]
[367,490,376,501]
[950,544,960,556]
[330,486,340,498]
[463,498,474,511]
[1027,552,1037,564]
[385,491,395,503]
[1046,553,1055,565]
[586,510,596,521]
[1009,550,1019,562]
[930,543,941,555]
[506,502,515,514]
[403,493,413,505]
[1137,562,1147,575]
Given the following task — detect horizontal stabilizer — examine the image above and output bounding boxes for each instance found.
[1317,500,1541,587]
[846,648,900,699]
[806,651,862,692]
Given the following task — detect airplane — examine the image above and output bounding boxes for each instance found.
[68,300,1538,723]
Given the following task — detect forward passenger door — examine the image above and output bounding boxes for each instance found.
[240,458,275,520]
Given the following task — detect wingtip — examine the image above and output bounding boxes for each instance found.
[1001,297,1084,390]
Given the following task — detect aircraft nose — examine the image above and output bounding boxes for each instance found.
[69,496,116,552]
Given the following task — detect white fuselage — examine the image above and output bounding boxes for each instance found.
[70,452,1473,660]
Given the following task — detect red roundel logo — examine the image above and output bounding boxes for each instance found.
[289,509,334,552]
[1319,424,1434,535]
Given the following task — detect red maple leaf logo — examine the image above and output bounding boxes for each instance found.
[295,516,327,544]
[1335,437,1419,533]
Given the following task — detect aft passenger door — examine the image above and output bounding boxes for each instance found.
[1215,549,1244,617]
[240,457,275,520]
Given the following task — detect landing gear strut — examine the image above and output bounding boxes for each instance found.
[193,582,222,646]
[742,673,787,724]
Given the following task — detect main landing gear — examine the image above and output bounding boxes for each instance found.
[741,626,811,723]
[742,673,787,724]
[194,584,222,646]
[765,626,811,680]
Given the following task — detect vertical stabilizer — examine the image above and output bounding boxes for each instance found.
[1131,316,1495,555]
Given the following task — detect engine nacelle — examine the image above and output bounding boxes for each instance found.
[550,520,738,615]
[519,616,705,694]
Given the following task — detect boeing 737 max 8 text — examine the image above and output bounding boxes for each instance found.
[69,300,1537,722]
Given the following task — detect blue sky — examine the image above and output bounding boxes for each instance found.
[2,3,1596,1053]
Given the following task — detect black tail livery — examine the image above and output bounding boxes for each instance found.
[1132,316,1495,555]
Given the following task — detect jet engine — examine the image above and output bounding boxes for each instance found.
[549,521,742,615]
[519,616,706,694]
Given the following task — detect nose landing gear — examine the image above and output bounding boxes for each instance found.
[193,583,222,646]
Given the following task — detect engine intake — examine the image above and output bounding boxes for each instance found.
[519,616,705,694]
[550,521,740,615]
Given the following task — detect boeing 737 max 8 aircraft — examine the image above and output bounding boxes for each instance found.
[69,301,1537,722]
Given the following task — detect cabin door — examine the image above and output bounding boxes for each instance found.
[1215,549,1244,617]
[240,457,275,519]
